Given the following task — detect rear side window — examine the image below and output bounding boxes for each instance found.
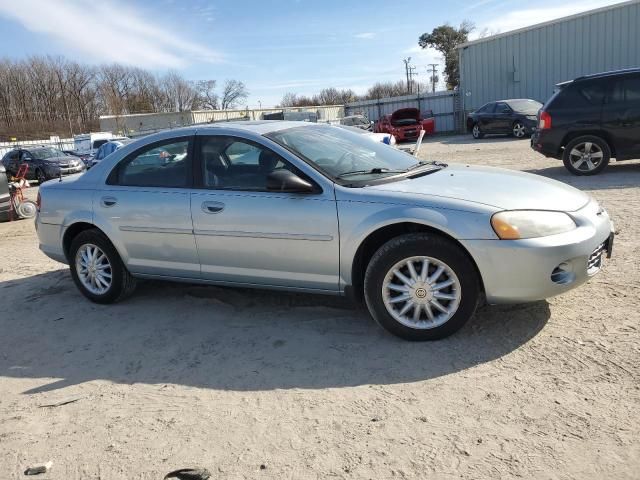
[92,139,108,149]
[552,80,607,108]
[608,75,640,103]
[110,138,190,188]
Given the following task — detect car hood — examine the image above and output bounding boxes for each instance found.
[365,164,590,212]
[391,108,421,122]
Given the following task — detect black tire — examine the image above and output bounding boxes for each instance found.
[512,121,527,138]
[471,123,484,139]
[69,229,136,304]
[363,233,481,341]
[35,168,47,184]
[562,135,611,176]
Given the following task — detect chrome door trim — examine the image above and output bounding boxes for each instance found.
[193,229,333,241]
[119,226,194,235]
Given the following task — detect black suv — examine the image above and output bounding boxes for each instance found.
[531,68,640,175]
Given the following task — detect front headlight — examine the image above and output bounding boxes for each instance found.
[491,210,577,240]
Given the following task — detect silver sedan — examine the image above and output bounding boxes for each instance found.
[35,121,614,340]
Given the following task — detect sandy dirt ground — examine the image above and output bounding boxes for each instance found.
[0,135,638,479]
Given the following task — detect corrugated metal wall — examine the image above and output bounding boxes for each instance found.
[344,91,459,132]
[459,0,640,113]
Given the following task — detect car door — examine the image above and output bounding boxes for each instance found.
[19,150,37,179]
[493,102,514,133]
[602,74,640,158]
[95,136,200,278]
[190,133,340,292]
[3,150,19,176]
[477,103,496,132]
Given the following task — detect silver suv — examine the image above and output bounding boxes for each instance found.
[36,122,613,340]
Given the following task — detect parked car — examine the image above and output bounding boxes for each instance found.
[340,115,373,131]
[64,149,94,168]
[337,125,396,145]
[467,99,542,139]
[1,147,86,183]
[90,139,132,168]
[375,108,426,142]
[36,122,614,341]
[421,109,435,135]
[73,132,118,157]
[0,163,9,221]
[531,68,640,175]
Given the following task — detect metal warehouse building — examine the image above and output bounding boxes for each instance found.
[458,0,640,113]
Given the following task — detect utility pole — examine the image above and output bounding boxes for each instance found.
[427,64,439,93]
[403,58,411,94]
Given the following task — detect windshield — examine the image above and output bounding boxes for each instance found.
[507,99,542,114]
[31,147,65,159]
[267,125,433,183]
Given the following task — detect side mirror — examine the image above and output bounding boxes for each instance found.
[266,169,314,193]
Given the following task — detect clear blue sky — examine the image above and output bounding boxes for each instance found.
[0,0,623,108]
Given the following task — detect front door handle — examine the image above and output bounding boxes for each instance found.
[202,201,224,214]
[101,196,117,207]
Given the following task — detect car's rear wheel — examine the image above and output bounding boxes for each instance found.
[512,121,526,138]
[562,136,611,175]
[364,233,481,341]
[472,123,484,139]
[69,229,136,304]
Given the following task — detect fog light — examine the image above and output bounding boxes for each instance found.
[551,262,575,285]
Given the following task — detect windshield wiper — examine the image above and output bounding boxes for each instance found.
[337,167,406,178]
[405,160,448,172]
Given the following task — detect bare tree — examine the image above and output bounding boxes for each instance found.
[220,80,248,110]
[196,80,218,109]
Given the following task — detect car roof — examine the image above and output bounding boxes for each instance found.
[556,68,640,87]
[194,120,316,135]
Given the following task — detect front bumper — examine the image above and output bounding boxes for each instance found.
[461,199,614,304]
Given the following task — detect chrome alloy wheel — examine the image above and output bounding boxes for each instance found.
[472,124,481,138]
[569,141,603,172]
[75,243,112,295]
[513,122,526,138]
[382,256,462,329]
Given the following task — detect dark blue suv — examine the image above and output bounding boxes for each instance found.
[532,68,640,175]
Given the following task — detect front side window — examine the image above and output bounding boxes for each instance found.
[495,103,511,114]
[199,136,295,191]
[477,103,494,114]
[113,139,190,187]
[267,125,436,184]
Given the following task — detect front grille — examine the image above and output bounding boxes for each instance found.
[587,241,606,274]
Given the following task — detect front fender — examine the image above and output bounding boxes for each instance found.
[337,201,494,288]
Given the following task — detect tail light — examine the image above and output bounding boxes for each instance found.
[539,111,552,130]
[36,191,41,212]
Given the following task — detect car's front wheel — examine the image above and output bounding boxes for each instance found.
[364,233,481,341]
[512,121,527,138]
[69,229,136,304]
[35,168,47,184]
[562,135,611,175]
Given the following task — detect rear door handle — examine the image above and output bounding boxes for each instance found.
[202,201,224,214]
[101,196,117,207]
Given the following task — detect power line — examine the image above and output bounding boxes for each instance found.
[427,64,439,93]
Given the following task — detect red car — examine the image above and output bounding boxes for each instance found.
[375,108,435,141]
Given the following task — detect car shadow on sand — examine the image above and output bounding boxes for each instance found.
[1,269,550,394]
[525,159,640,191]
